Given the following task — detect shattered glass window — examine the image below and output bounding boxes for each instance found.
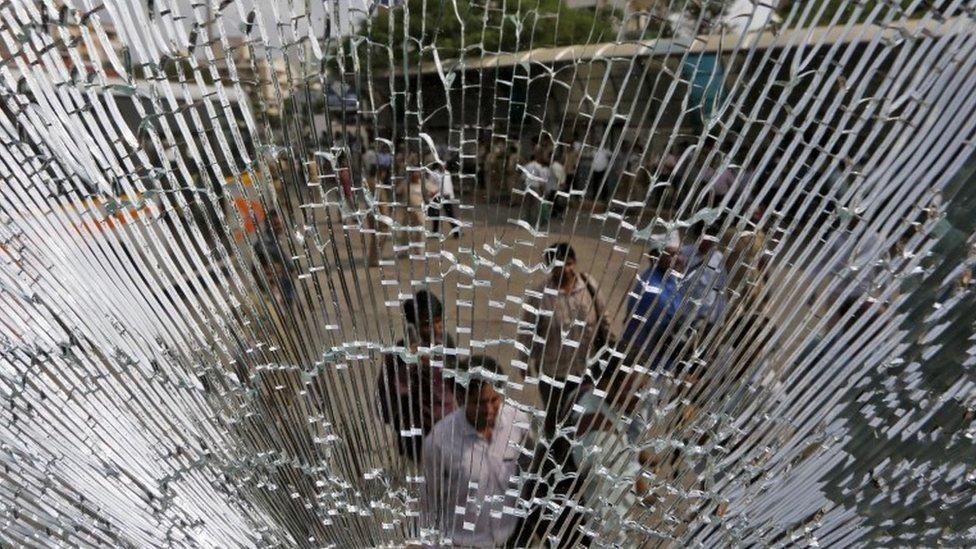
[1,0,975,546]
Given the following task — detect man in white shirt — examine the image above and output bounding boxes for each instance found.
[548,159,565,194]
[548,154,567,219]
[422,356,531,547]
[427,163,459,238]
[589,144,610,202]
[517,243,610,440]
[522,151,555,226]
[522,152,551,197]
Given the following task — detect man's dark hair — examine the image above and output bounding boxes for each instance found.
[403,290,443,326]
[543,242,576,267]
[454,355,504,402]
[687,220,708,239]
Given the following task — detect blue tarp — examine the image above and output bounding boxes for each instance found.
[681,52,725,129]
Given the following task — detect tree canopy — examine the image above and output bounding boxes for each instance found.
[360,0,618,67]
[777,0,927,26]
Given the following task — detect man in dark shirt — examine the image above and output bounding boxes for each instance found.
[377,290,457,461]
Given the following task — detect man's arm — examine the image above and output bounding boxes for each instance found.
[577,412,613,436]
[376,353,397,424]
[636,449,657,503]
[516,295,540,380]
[421,435,448,534]
[591,280,612,345]
[626,277,641,316]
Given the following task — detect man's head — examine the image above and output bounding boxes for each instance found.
[659,243,682,272]
[648,232,682,273]
[403,290,444,344]
[456,355,505,431]
[544,242,577,288]
[751,194,771,223]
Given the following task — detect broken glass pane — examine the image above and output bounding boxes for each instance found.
[1,0,975,546]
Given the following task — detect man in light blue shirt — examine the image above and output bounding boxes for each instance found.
[622,228,730,364]
[422,356,531,547]
[679,239,729,325]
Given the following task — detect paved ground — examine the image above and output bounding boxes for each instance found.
[298,198,651,361]
[242,191,825,543]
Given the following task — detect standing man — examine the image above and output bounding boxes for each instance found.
[422,356,531,547]
[518,243,610,439]
[589,142,610,203]
[548,149,568,219]
[377,290,457,461]
[678,222,729,326]
[565,134,582,192]
[485,140,507,198]
[376,142,394,183]
[367,142,395,267]
[522,150,551,197]
[428,162,459,238]
[394,151,428,250]
[362,132,378,180]
[257,209,286,251]
[522,151,553,225]
[620,233,685,363]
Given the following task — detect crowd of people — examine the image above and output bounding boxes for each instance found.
[242,127,773,545]
[374,228,743,546]
[240,127,897,545]
[236,209,752,544]
[344,127,772,258]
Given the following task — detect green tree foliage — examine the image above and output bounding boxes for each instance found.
[361,0,618,67]
[778,0,928,27]
[685,0,733,34]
